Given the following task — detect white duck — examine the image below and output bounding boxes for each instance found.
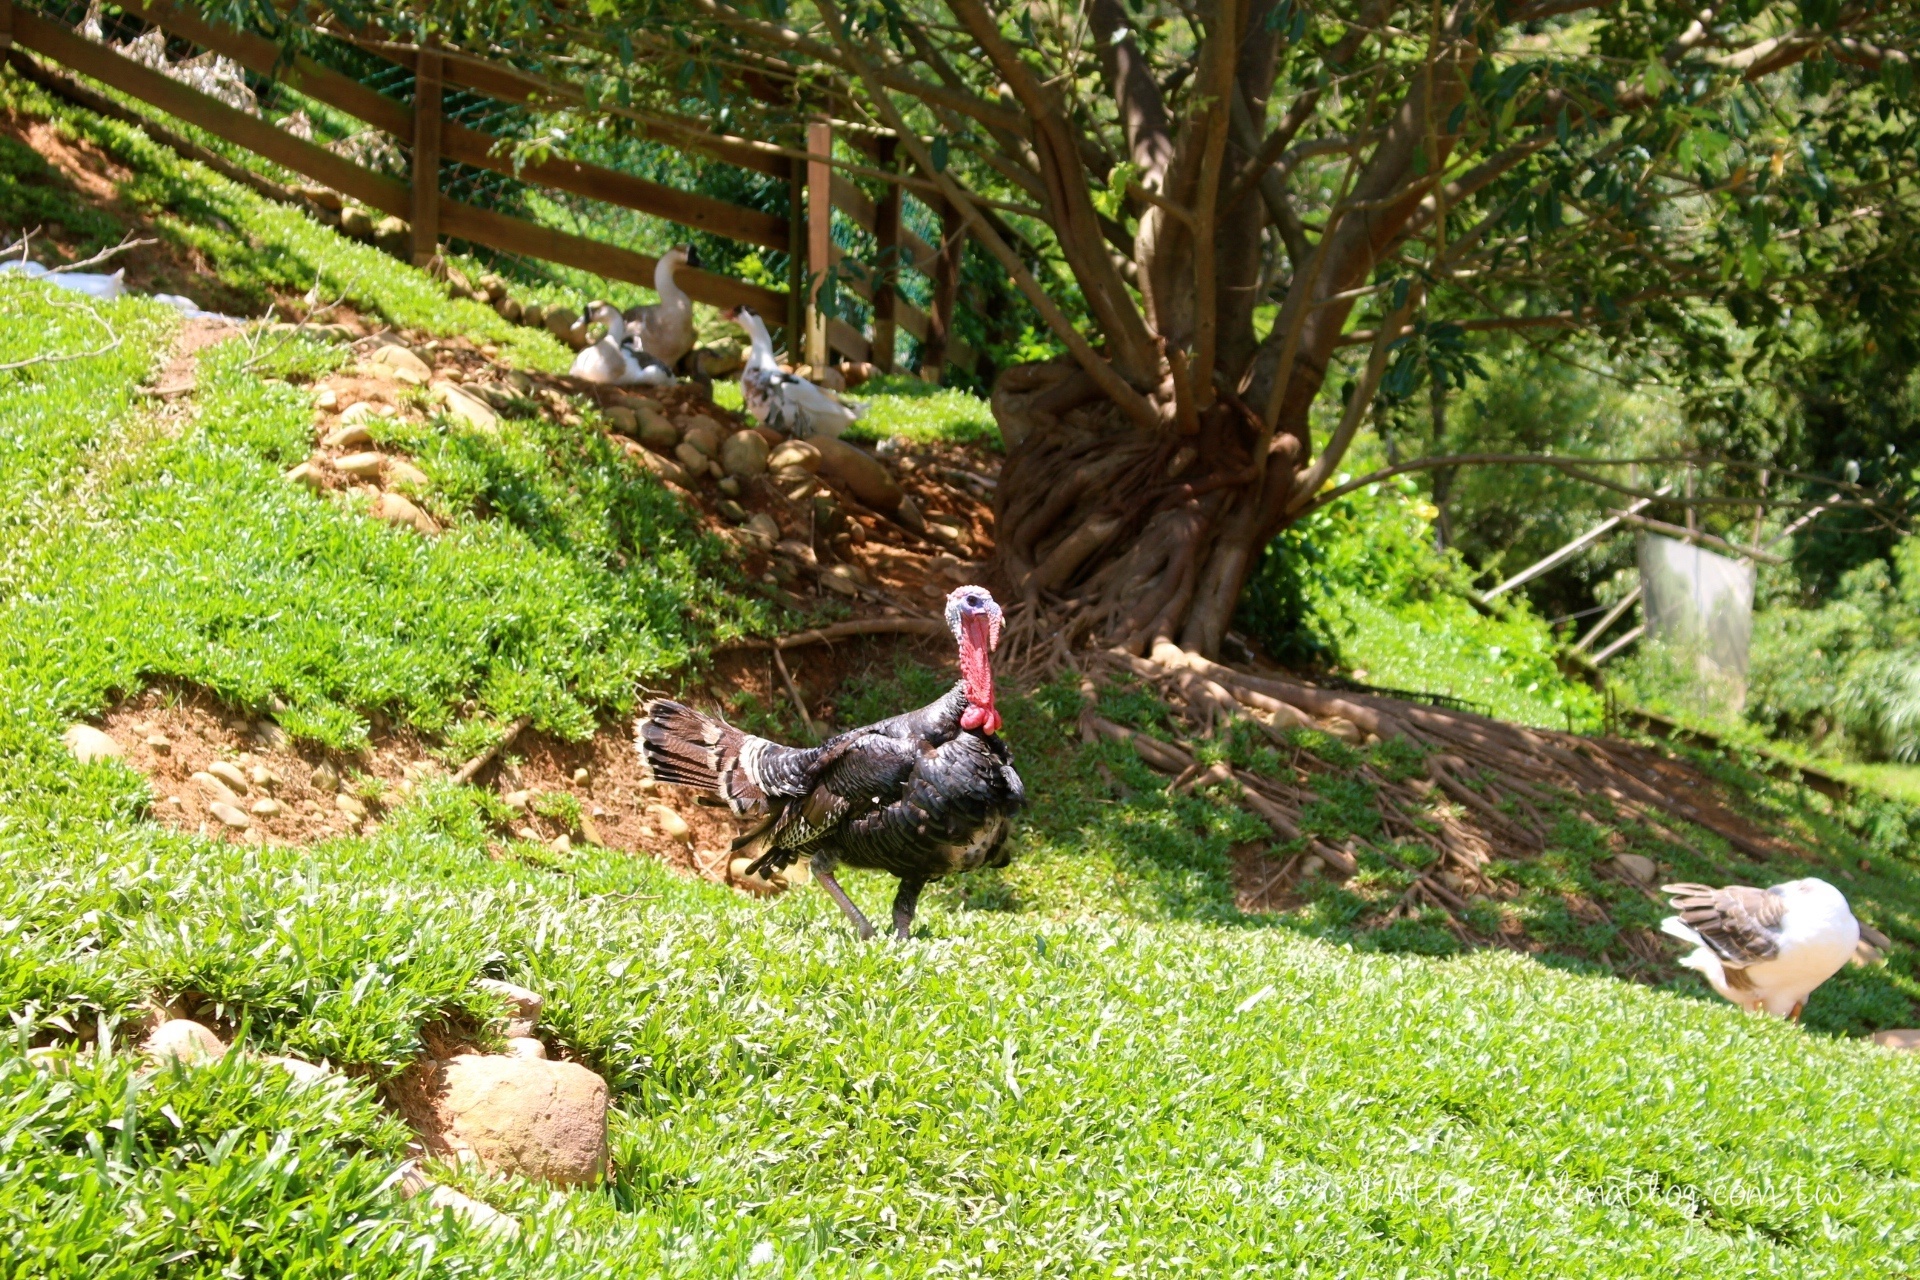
[727,305,864,439]
[569,301,675,387]
[1660,877,1860,1019]
[622,244,699,370]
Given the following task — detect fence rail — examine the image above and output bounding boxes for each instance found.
[4,0,972,377]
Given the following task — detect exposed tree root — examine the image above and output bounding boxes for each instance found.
[1073,640,1821,948]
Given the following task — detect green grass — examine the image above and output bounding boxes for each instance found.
[3,74,1920,1278]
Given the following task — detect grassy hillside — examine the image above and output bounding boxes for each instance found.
[3,63,1920,1277]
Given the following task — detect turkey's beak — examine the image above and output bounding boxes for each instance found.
[958,611,999,735]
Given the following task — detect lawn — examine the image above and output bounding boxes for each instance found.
[2,63,1920,1278]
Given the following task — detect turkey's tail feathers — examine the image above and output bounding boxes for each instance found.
[635,700,765,815]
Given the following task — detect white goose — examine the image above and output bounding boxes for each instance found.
[1660,877,1861,1019]
[569,301,675,387]
[727,305,864,439]
[622,244,699,370]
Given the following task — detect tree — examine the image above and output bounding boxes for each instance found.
[271,0,1920,655]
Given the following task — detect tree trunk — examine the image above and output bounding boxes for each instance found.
[990,360,1303,658]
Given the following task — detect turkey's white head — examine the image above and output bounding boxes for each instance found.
[946,586,1003,736]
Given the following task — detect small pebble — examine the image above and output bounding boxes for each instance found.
[335,793,367,818]
[144,733,172,753]
[251,797,283,817]
[550,833,572,853]
[571,768,589,785]
[310,762,339,792]
[504,789,530,810]
[208,801,252,829]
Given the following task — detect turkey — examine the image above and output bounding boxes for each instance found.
[621,244,699,371]
[1660,877,1860,1019]
[635,586,1023,939]
[725,305,864,439]
[570,302,675,387]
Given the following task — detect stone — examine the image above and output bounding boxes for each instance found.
[314,387,339,411]
[632,447,690,488]
[336,793,367,819]
[504,789,531,810]
[716,476,743,498]
[428,1053,609,1186]
[369,344,433,385]
[334,451,385,479]
[144,733,172,754]
[505,1036,548,1060]
[143,1019,226,1067]
[340,401,391,427]
[774,860,811,888]
[249,764,281,790]
[521,302,546,329]
[310,762,339,793]
[339,205,375,238]
[680,418,723,458]
[693,342,745,379]
[636,403,678,449]
[207,761,250,793]
[251,797,283,817]
[324,421,374,449]
[63,724,122,764]
[544,307,579,343]
[674,442,710,475]
[386,459,430,490]
[433,381,500,431]
[550,833,572,853]
[821,563,863,597]
[191,771,240,805]
[1610,853,1658,884]
[474,978,544,1037]
[265,1054,331,1085]
[717,498,749,524]
[285,462,325,490]
[894,494,927,533]
[371,492,439,535]
[495,296,523,324]
[372,215,411,253]
[396,1161,520,1237]
[1871,1029,1920,1051]
[746,512,780,544]
[811,436,903,511]
[730,856,782,893]
[604,405,638,433]
[720,430,769,479]
[208,801,252,829]
[1319,717,1365,744]
[767,439,821,473]
[571,767,589,785]
[647,803,691,841]
[775,539,818,569]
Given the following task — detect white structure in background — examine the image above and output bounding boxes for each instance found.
[79,12,259,116]
[1638,534,1756,710]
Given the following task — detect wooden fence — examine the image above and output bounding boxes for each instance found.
[0,0,972,378]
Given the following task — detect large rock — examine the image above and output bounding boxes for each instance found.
[720,430,769,479]
[433,380,500,431]
[143,1019,226,1067]
[1610,853,1658,884]
[335,451,385,480]
[680,417,724,459]
[368,345,432,385]
[810,436,903,511]
[427,1054,608,1186]
[767,439,821,473]
[372,492,440,535]
[63,724,122,764]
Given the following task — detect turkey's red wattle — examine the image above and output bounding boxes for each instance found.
[958,613,1000,735]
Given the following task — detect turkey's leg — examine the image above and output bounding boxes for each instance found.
[891,877,926,941]
[811,855,876,940]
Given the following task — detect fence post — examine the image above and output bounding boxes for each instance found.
[786,157,805,357]
[805,118,832,369]
[919,199,963,383]
[0,0,14,53]
[410,39,442,268]
[871,136,900,374]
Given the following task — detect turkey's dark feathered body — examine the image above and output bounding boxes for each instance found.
[635,683,1024,922]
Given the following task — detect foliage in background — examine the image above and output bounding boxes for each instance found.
[1238,468,1604,730]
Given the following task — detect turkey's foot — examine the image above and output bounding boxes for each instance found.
[812,858,877,940]
[891,877,926,941]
